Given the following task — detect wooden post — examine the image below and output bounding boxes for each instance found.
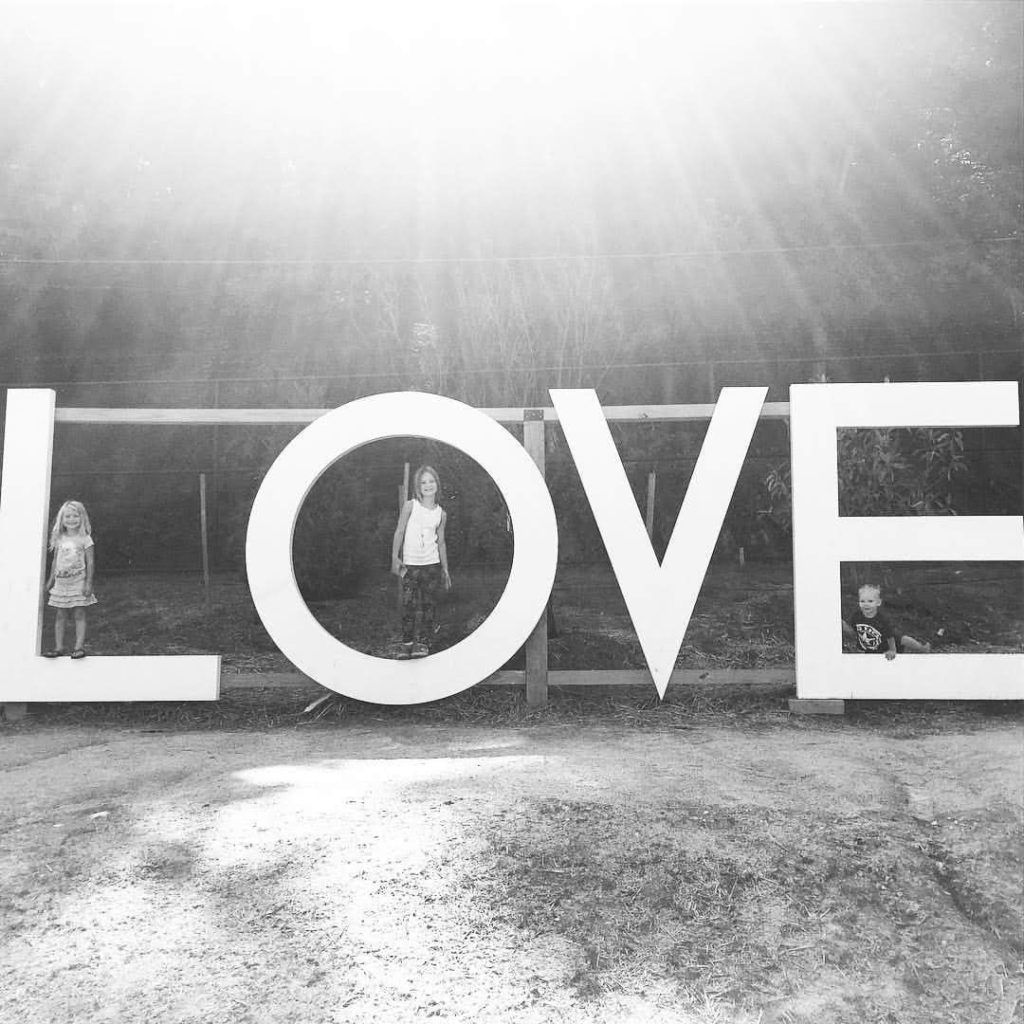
[1,703,27,722]
[523,409,548,706]
[789,698,845,716]
[210,379,220,577]
[397,462,410,612]
[645,470,656,540]
[199,473,210,600]
[1018,375,1023,535]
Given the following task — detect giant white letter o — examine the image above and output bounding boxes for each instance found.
[245,393,558,704]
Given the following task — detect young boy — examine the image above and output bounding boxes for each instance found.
[844,583,931,659]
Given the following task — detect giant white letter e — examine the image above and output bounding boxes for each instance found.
[790,382,1023,700]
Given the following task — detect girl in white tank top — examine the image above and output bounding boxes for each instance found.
[390,465,451,656]
[402,499,442,565]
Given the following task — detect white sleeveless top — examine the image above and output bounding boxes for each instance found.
[402,500,442,565]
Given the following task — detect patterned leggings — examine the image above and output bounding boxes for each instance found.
[401,564,445,642]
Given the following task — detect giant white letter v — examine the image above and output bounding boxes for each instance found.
[550,388,767,697]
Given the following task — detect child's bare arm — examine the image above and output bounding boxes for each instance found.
[438,510,450,588]
[84,545,95,598]
[391,501,413,574]
[885,636,897,661]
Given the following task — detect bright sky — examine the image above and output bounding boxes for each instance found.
[0,2,992,261]
[4,4,853,180]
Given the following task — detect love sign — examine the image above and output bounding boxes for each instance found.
[0,383,1020,704]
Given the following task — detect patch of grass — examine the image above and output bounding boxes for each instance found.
[921,815,1024,958]
[22,563,1020,734]
[81,563,1022,673]
[479,799,1022,1022]
[57,561,1024,681]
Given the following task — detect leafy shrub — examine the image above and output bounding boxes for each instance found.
[292,459,392,600]
[764,426,968,533]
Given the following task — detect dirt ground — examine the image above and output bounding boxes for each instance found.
[2,699,1021,1024]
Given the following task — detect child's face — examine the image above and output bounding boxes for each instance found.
[418,473,437,500]
[858,588,882,617]
[61,507,82,532]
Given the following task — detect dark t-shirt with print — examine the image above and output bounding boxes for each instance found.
[849,610,897,654]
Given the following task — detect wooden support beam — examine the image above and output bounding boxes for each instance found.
[548,668,795,688]
[215,668,796,691]
[522,409,548,707]
[199,473,210,597]
[788,698,846,716]
[1,703,28,722]
[645,470,656,540]
[53,402,793,425]
[397,462,409,612]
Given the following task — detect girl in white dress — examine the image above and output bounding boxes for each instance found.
[391,466,450,658]
[43,500,97,659]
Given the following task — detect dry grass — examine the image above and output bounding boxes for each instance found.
[24,681,1024,738]
[480,798,1023,1021]
[81,562,1023,671]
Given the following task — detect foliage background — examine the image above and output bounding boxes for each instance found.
[0,2,1020,576]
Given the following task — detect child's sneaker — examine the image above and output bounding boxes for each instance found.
[396,642,414,660]
[411,642,429,658]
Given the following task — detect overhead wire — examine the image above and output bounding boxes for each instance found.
[7,347,1020,390]
[0,235,1018,268]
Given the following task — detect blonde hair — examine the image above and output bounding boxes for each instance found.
[858,583,882,599]
[49,500,92,550]
[412,464,442,501]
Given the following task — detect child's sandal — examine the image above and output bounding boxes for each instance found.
[70,648,87,660]
[42,648,66,659]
